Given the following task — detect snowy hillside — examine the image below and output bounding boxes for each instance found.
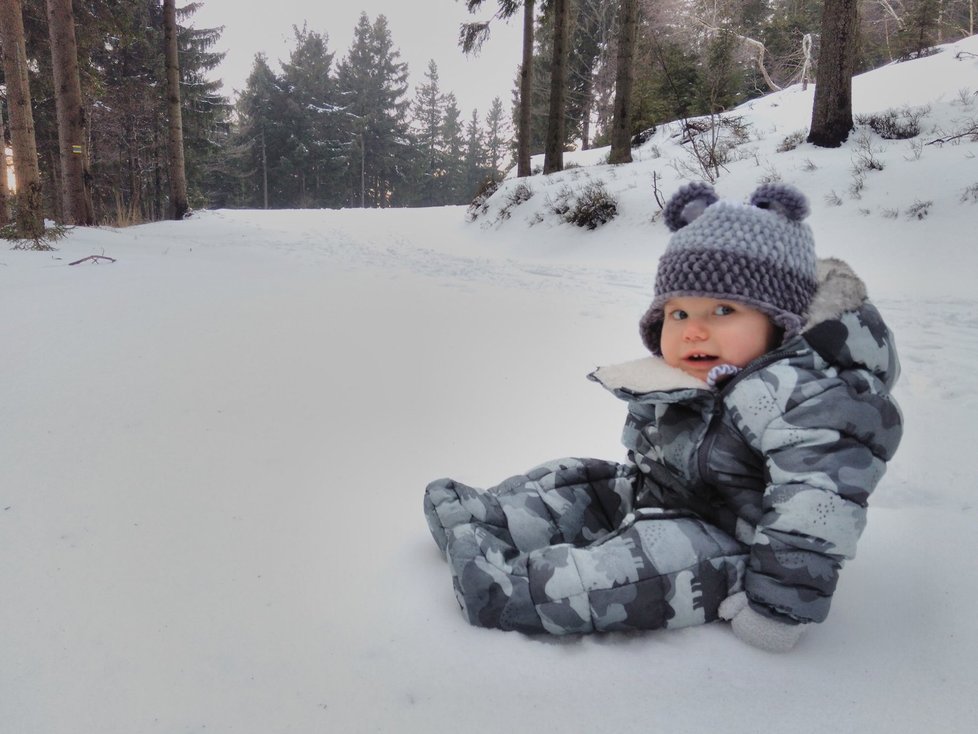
[2,35,977,734]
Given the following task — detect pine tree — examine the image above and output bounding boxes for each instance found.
[463,108,485,200]
[567,0,615,150]
[235,54,290,208]
[808,0,859,147]
[460,0,536,177]
[0,99,11,224]
[440,94,466,203]
[163,0,188,219]
[335,13,412,207]
[484,96,508,182]
[45,0,94,225]
[543,0,571,174]
[609,0,639,164]
[279,25,342,207]
[410,59,447,206]
[0,0,45,243]
[176,11,232,210]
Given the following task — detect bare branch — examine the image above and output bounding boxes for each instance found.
[69,254,117,265]
[695,19,782,93]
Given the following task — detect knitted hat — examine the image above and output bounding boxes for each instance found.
[640,182,818,355]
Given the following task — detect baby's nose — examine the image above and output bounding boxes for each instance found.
[683,321,708,340]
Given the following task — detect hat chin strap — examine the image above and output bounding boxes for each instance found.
[706,364,741,388]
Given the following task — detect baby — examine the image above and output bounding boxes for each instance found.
[423,182,903,652]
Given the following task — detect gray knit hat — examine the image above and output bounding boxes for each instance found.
[640,182,818,354]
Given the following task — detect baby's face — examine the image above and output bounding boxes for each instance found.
[660,297,777,382]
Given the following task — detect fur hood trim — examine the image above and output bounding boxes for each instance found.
[803,258,867,332]
[589,356,708,394]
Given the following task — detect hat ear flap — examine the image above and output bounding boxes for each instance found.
[664,182,718,232]
[749,183,810,221]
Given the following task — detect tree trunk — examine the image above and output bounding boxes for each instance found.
[543,0,570,174]
[46,0,94,225]
[0,100,11,225]
[163,0,189,219]
[517,0,534,177]
[0,0,45,241]
[609,0,639,164]
[808,0,859,148]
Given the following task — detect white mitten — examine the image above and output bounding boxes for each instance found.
[718,592,805,653]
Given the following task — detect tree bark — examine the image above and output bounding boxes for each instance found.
[0,0,45,240]
[517,0,534,177]
[163,0,189,219]
[609,0,639,164]
[808,0,859,148]
[0,100,11,224]
[543,0,570,174]
[46,0,94,225]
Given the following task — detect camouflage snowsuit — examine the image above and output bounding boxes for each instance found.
[423,260,903,634]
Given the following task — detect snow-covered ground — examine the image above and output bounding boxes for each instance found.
[3,36,977,734]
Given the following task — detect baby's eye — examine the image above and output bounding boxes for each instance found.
[713,304,735,316]
[669,309,688,320]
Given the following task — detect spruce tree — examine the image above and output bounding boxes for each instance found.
[484,97,508,183]
[440,94,466,203]
[280,25,342,207]
[336,14,411,208]
[462,108,485,203]
[236,54,290,208]
[410,59,447,206]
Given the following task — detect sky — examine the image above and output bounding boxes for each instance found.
[190,0,525,120]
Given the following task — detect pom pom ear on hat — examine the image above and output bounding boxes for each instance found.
[749,183,810,221]
[663,182,718,232]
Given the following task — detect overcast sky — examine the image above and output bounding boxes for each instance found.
[190,0,525,123]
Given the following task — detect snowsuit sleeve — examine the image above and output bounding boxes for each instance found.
[738,366,903,624]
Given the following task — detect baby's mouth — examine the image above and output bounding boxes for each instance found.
[684,352,718,363]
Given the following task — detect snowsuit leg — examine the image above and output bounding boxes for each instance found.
[525,508,747,634]
[424,459,748,635]
[423,457,636,554]
[424,457,637,632]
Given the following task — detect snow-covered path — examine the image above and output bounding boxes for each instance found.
[2,208,976,733]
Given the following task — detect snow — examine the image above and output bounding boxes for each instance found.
[3,35,978,734]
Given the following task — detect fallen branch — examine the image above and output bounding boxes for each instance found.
[925,125,978,146]
[69,255,116,266]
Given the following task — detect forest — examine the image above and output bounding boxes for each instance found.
[1,0,975,239]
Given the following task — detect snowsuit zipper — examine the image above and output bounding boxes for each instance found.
[695,347,802,485]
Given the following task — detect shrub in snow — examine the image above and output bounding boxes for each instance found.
[851,132,886,172]
[961,183,978,204]
[547,186,574,219]
[905,199,933,220]
[506,181,533,207]
[856,107,928,140]
[466,179,499,222]
[631,126,657,147]
[563,182,618,230]
[777,130,807,152]
[492,181,534,223]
